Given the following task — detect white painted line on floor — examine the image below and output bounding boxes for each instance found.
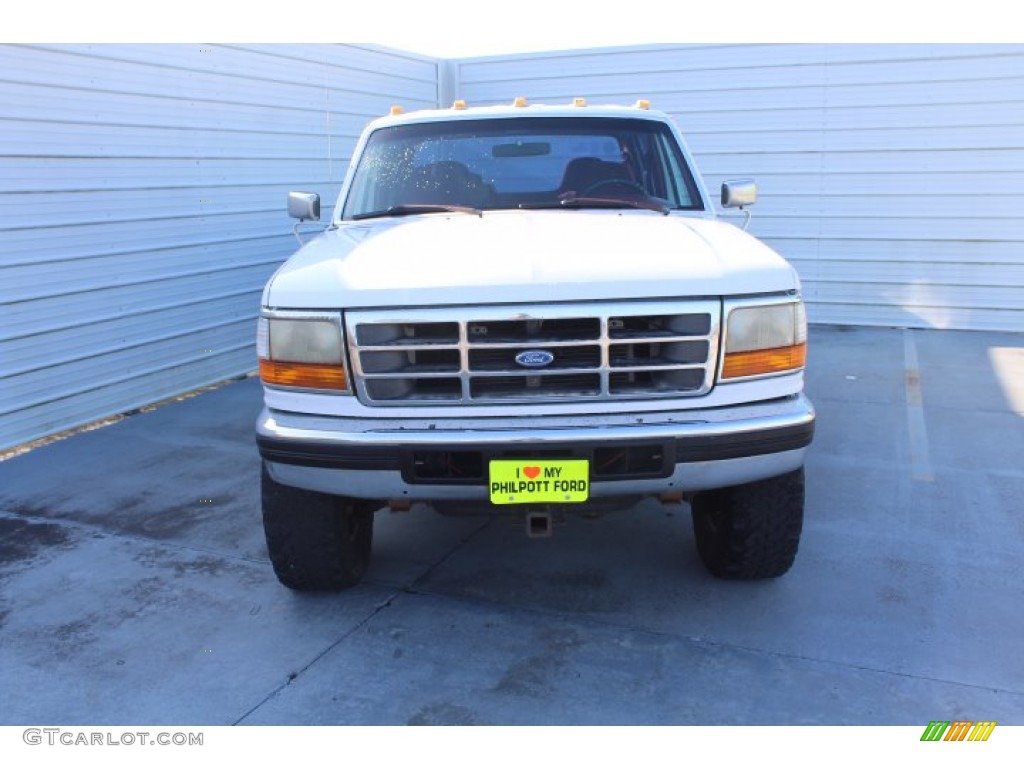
[903,329,934,482]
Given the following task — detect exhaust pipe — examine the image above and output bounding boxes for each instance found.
[526,512,553,539]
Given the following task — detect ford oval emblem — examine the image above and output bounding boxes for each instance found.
[515,349,555,368]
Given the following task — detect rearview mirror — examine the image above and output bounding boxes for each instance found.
[721,179,757,209]
[288,191,320,221]
[493,141,551,158]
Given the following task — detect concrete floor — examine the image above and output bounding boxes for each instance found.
[1,325,1022,725]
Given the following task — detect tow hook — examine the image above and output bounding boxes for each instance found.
[526,512,553,538]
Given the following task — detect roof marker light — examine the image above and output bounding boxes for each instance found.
[573,97,587,107]
[389,105,404,116]
[512,96,528,107]
[452,99,467,110]
[635,99,651,110]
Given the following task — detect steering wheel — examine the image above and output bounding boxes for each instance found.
[579,178,648,197]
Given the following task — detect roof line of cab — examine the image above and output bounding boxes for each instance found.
[371,97,664,128]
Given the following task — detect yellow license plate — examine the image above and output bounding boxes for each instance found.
[488,459,590,505]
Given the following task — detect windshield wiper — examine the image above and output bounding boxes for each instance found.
[351,204,482,221]
[519,196,669,215]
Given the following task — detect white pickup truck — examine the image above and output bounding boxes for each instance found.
[255,99,814,590]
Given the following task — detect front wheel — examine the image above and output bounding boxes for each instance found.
[261,464,375,591]
[690,468,804,579]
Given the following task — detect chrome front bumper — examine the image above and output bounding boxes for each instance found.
[257,394,815,500]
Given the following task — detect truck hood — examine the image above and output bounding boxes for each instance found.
[264,211,799,309]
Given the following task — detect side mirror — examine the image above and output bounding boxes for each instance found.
[288,191,320,221]
[721,179,757,209]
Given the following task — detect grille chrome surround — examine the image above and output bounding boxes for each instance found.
[345,301,721,406]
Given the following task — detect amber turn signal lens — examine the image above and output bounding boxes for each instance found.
[721,343,806,380]
[259,359,348,390]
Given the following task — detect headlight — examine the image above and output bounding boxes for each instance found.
[257,312,350,392]
[720,299,807,380]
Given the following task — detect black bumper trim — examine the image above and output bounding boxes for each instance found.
[674,420,814,462]
[256,419,814,473]
[256,438,403,471]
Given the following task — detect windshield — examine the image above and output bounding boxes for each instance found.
[340,117,704,219]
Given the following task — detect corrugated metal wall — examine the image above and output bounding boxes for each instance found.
[0,43,438,451]
[449,44,1024,333]
[4,43,1021,451]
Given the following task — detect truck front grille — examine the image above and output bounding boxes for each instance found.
[346,300,720,406]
